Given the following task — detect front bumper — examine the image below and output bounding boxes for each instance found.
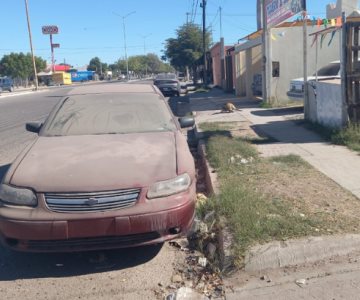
[159,87,179,96]
[286,90,304,101]
[0,189,195,252]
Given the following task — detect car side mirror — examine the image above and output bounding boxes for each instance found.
[26,122,42,133]
[179,116,195,128]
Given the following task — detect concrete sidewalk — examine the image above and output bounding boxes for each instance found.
[189,88,360,199]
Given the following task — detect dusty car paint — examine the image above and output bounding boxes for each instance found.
[0,84,196,252]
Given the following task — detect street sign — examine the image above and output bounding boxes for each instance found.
[265,0,306,27]
[52,43,60,48]
[42,25,59,34]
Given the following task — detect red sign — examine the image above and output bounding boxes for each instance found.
[42,25,59,34]
[52,43,60,48]
[265,0,306,27]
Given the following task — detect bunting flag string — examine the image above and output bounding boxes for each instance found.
[311,35,318,48]
[320,33,327,49]
[328,31,337,46]
[294,16,342,28]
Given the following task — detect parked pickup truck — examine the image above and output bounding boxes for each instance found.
[0,77,14,92]
[287,61,340,101]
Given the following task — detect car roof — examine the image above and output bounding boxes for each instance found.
[66,83,158,95]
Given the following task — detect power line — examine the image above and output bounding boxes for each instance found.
[193,0,199,23]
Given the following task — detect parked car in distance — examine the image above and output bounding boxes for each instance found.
[0,84,196,252]
[0,77,14,92]
[154,73,181,97]
[287,61,340,101]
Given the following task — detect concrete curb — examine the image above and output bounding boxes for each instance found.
[244,234,360,272]
[197,139,219,196]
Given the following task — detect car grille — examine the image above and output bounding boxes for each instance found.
[44,189,140,213]
[18,232,161,251]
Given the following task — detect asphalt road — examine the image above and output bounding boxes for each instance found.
[0,81,185,300]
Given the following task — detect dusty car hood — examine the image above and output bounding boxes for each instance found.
[10,132,177,192]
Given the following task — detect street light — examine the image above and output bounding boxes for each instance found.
[114,11,136,80]
[140,33,151,76]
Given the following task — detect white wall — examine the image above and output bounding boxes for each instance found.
[315,79,347,128]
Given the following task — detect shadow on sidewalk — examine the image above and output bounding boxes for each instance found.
[250,119,327,144]
[189,88,261,113]
[251,106,304,117]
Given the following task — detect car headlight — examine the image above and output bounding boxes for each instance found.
[147,173,191,199]
[0,184,37,207]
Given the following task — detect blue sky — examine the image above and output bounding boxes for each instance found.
[0,0,344,68]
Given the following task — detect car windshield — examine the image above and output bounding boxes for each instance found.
[315,63,340,76]
[42,93,177,136]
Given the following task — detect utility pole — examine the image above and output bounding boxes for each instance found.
[24,0,38,90]
[186,12,190,24]
[219,6,223,38]
[261,0,269,103]
[201,0,207,86]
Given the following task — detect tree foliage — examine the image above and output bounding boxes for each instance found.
[0,52,46,80]
[114,53,173,75]
[87,57,107,74]
[164,23,211,71]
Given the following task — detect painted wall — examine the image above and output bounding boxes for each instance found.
[210,42,222,87]
[314,79,347,128]
[234,42,262,97]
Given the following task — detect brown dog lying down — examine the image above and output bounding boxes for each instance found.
[221,102,240,113]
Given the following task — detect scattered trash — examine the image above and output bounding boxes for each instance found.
[169,238,189,251]
[204,211,215,223]
[299,213,305,218]
[165,292,176,300]
[229,156,236,164]
[240,158,249,164]
[168,284,177,289]
[199,222,208,234]
[206,243,217,260]
[198,257,207,267]
[314,228,320,232]
[260,275,271,283]
[174,287,210,300]
[295,278,307,287]
[171,274,183,283]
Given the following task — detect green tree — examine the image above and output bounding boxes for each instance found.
[87,57,107,75]
[164,23,211,79]
[0,52,46,81]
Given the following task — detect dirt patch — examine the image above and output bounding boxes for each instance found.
[217,121,360,235]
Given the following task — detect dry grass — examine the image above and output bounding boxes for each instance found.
[199,121,360,266]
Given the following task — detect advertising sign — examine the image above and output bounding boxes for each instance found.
[52,43,60,48]
[265,0,306,27]
[42,25,59,34]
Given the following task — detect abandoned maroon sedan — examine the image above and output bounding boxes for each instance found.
[0,84,196,252]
